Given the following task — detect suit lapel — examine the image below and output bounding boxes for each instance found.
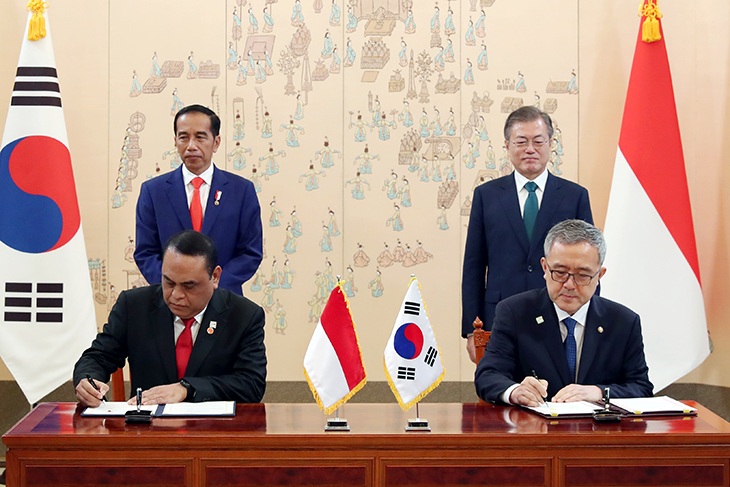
[150,288,179,384]
[577,296,605,384]
[201,166,228,233]
[164,166,192,229]
[497,173,530,253]
[535,290,573,386]
[186,289,229,377]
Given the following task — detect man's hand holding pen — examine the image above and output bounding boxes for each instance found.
[509,374,549,407]
[75,374,109,408]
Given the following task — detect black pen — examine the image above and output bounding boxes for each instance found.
[136,387,142,412]
[531,370,546,404]
[85,373,107,405]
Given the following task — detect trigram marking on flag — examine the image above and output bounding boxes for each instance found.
[424,346,437,367]
[11,66,62,108]
[4,282,64,323]
[397,366,416,380]
[403,301,420,316]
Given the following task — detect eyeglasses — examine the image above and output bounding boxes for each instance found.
[509,137,549,149]
[545,263,600,286]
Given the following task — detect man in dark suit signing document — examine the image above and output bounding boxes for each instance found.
[475,219,653,405]
[74,230,266,406]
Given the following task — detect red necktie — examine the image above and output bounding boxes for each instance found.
[176,317,195,380]
[190,177,204,232]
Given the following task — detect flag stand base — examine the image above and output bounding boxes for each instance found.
[405,418,431,432]
[325,408,350,431]
[325,417,350,431]
[405,404,430,431]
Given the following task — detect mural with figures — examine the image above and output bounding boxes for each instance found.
[98,0,579,382]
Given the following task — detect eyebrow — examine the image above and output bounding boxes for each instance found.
[162,275,197,286]
[176,130,210,137]
[549,262,596,273]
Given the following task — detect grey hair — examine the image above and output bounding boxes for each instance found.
[503,106,554,140]
[544,220,606,265]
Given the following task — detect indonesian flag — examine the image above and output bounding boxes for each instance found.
[0,5,98,404]
[304,282,366,414]
[384,277,444,411]
[602,0,710,392]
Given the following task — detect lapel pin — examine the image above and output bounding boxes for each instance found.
[207,321,217,335]
[536,316,544,324]
[597,326,604,334]
[214,191,222,206]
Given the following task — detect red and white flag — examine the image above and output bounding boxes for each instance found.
[602,0,710,392]
[304,283,366,414]
[0,4,97,404]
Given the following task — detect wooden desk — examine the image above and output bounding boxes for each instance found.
[4,402,730,487]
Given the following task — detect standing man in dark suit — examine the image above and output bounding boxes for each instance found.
[135,104,262,295]
[462,107,593,362]
[475,220,652,405]
[74,231,266,406]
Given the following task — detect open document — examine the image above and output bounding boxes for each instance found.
[610,396,697,417]
[81,401,236,417]
[524,401,602,418]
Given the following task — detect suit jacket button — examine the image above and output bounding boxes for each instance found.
[527,265,533,272]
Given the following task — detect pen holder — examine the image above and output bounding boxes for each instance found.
[125,409,152,424]
[593,410,621,422]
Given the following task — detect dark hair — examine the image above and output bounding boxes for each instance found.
[163,230,218,277]
[174,104,221,138]
[503,106,553,140]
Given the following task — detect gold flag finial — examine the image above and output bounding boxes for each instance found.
[26,1,49,41]
[638,0,662,43]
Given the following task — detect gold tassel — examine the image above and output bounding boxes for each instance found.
[638,0,663,43]
[26,0,49,41]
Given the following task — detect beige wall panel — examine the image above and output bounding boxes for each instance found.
[1,0,727,392]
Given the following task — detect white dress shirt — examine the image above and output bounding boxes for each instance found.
[173,306,208,346]
[513,168,548,217]
[182,163,214,214]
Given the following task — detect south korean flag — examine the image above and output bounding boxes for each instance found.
[384,277,445,411]
[0,6,97,405]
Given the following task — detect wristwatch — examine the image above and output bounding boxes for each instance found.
[179,378,195,401]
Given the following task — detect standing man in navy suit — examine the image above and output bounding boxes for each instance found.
[135,104,263,295]
[462,107,593,362]
[475,220,652,404]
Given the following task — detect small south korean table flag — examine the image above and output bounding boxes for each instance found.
[384,277,444,411]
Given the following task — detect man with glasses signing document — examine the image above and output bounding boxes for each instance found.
[475,220,653,405]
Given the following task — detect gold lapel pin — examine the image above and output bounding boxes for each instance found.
[597,326,604,334]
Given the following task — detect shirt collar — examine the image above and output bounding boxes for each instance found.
[182,163,214,187]
[174,305,208,326]
[553,299,591,327]
[514,167,548,192]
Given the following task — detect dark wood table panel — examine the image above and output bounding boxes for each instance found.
[4,402,730,487]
